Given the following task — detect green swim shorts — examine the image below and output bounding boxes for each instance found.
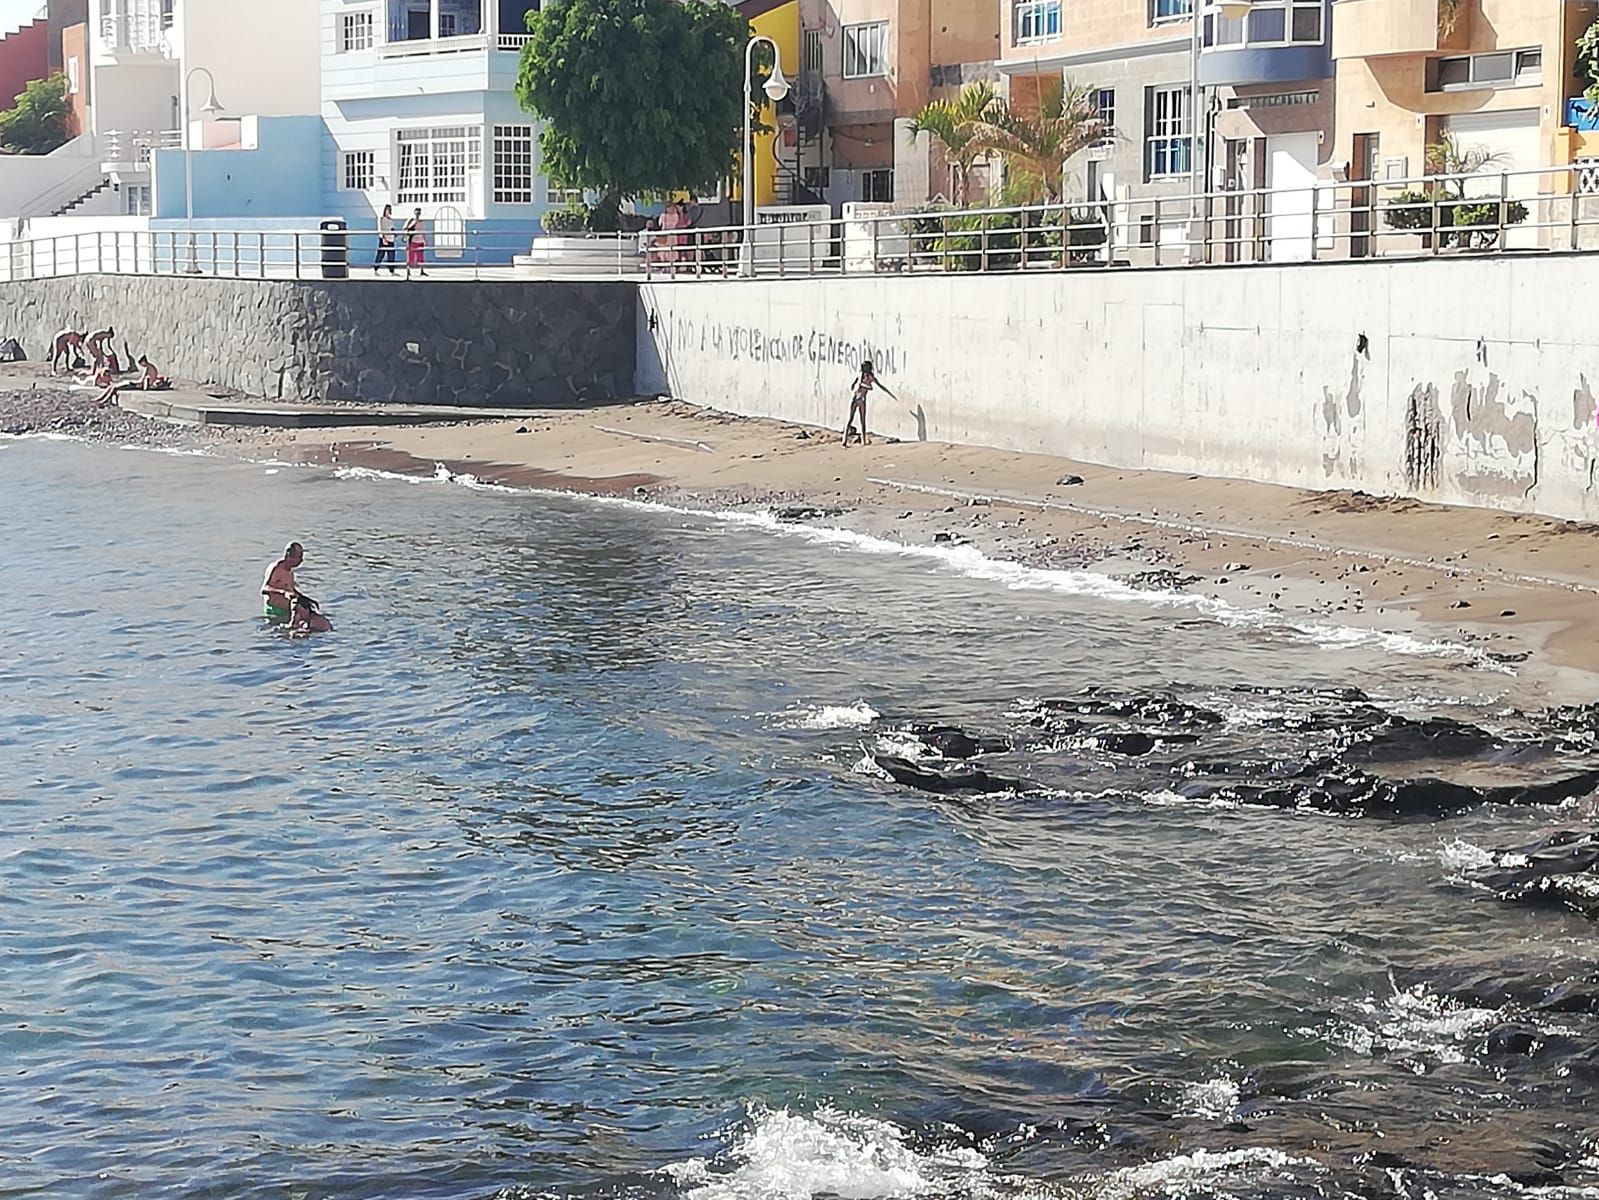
[264,603,290,620]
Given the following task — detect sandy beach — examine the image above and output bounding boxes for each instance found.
[7,372,1599,703]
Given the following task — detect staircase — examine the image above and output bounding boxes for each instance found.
[774,162,820,207]
[53,178,114,216]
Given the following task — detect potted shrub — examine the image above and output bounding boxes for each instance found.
[1380,137,1529,250]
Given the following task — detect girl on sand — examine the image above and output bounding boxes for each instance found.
[842,360,895,447]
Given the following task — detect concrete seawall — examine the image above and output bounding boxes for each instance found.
[0,276,636,406]
[636,255,1599,525]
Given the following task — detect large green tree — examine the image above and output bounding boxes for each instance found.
[516,0,745,222]
[0,73,72,156]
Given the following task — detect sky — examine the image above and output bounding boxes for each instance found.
[0,0,43,37]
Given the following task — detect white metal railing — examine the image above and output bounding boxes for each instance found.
[636,161,1599,278]
[100,129,181,169]
[378,32,498,57]
[497,33,532,50]
[6,162,1599,284]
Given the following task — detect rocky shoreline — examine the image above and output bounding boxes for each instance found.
[0,387,266,450]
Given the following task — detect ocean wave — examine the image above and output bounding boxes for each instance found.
[1309,980,1503,1067]
[1173,1075,1242,1121]
[662,1105,995,1200]
[772,701,882,731]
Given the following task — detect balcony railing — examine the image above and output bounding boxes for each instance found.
[101,129,181,170]
[99,12,170,53]
[377,31,529,57]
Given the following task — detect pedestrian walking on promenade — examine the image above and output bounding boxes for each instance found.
[404,208,427,277]
[376,205,398,274]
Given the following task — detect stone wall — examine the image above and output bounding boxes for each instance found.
[0,275,637,405]
[636,255,1599,525]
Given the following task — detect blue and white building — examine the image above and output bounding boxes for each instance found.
[319,0,552,255]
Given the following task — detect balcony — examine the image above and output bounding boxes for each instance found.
[98,11,171,56]
[377,31,528,58]
[1332,0,1468,59]
[100,128,180,174]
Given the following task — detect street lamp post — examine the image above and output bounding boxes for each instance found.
[182,66,224,273]
[741,34,790,278]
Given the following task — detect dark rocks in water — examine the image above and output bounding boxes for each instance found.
[1481,1021,1542,1057]
[1090,731,1158,757]
[872,754,1026,795]
[1176,761,1599,818]
[1036,689,1226,729]
[1084,730,1199,756]
[1342,713,1503,765]
[906,724,1010,759]
[1466,829,1599,916]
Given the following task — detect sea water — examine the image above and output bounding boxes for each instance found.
[2,438,1597,1200]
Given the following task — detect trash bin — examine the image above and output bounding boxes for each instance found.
[319,218,349,280]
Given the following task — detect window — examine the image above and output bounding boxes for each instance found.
[439,0,482,36]
[1150,0,1191,24]
[493,125,535,204]
[802,28,822,75]
[1145,85,1190,179]
[396,126,482,205]
[339,10,374,51]
[340,150,375,191]
[842,21,888,78]
[1014,0,1061,42]
[1431,46,1542,91]
[1203,0,1322,47]
[862,168,893,202]
[1092,87,1115,148]
[124,183,151,216]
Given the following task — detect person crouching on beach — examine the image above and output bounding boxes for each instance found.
[51,328,86,372]
[290,593,333,634]
[842,360,895,447]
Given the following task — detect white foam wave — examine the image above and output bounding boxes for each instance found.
[1312,981,1502,1067]
[1090,1146,1323,1200]
[331,461,522,493]
[773,701,881,731]
[1437,838,1497,872]
[663,1106,993,1200]
[1174,1075,1241,1121]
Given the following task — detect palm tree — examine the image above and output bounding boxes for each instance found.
[910,81,1001,206]
[967,80,1112,205]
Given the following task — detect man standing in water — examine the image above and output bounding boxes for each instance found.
[261,542,304,620]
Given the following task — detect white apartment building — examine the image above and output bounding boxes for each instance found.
[91,0,318,214]
[320,0,552,246]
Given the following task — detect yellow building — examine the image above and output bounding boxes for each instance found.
[737,0,801,207]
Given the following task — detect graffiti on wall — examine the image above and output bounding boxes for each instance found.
[660,312,907,375]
